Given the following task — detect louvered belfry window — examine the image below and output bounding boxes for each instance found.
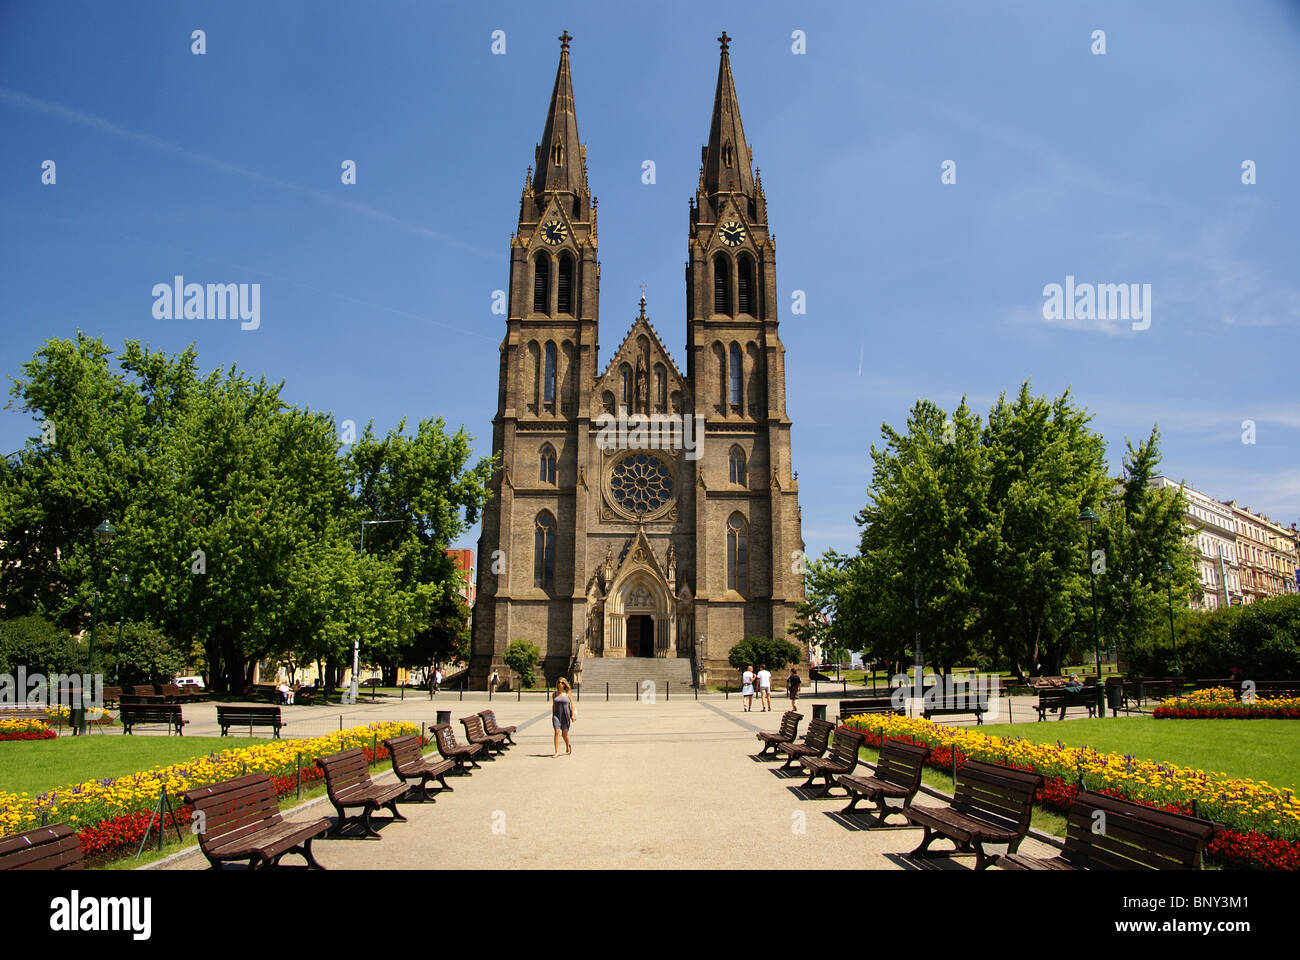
[737,256,753,315]
[533,255,550,314]
[557,253,574,315]
[714,256,730,315]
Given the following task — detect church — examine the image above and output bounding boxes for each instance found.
[470,32,805,689]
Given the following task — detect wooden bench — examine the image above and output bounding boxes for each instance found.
[120,703,188,735]
[923,701,987,724]
[315,749,408,839]
[776,718,835,771]
[460,714,508,755]
[183,774,330,869]
[119,693,162,706]
[432,722,482,774]
[755,710,802,757]
[1035,687,1097,721]
[384,734,456,801]
[100,686,122,709]
[837,739,932,825]
[478,709,516,744]
[1000,791,1218,871]
[0,823,84,870]
[216,705,283,738]
[799,727,866,795]
[838,698,902,723]
[903,760,1044,870]
[130,684,159,697]
[0,707,46,721]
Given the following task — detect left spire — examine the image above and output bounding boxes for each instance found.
[533,30,586,198]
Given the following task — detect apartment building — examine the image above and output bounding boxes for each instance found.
[1150,477,1240,609]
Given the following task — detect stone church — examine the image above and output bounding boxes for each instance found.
[470,32,805,688]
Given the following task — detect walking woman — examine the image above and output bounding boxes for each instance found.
[552,677,576,756]
[741,664,756,712]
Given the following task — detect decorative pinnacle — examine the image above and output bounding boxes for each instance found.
[560,30,572,52]
[718,31,730,54]
[638,286,647,319]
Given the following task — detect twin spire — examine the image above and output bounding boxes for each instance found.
[529,31,755,203]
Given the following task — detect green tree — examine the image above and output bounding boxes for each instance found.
[727,635,801,673]
[100,622,188,687]
[0,616,81,675]
[503,639,540,688]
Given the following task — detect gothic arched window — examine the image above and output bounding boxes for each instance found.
[620,363,632,408]
[737,255,754,315]
[728,446,747,486]
[533,254,550,315]
[539,444,556,484]
[729,342,742,406]
[534,512,556,590]
[543,342,557,403]
[727,512,748,593]
[654,363,667,411]
[713,255,731,316]
[557,252,574,315]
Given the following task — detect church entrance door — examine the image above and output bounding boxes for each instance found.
[627,615,655,658]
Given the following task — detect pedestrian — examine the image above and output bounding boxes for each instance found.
[741,664,755,712]
[786,666,801,710]
[552,677,576,756]
[434,667,442,693]
[489,669,499,696]
[757,663,772,711]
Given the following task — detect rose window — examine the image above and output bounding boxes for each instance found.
[609,454,672,514]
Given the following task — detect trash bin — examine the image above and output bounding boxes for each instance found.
[69,706,85,736]
[812,704,827,722]
[436,710,451,727]
[1106,682,1124,715]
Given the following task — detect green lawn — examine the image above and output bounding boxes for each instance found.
[980,716,1300,791]
[0,735,267,797]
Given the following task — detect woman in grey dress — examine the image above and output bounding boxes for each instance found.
[552,677,576,756]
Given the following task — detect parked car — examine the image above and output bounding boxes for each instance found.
[176,676,206,690]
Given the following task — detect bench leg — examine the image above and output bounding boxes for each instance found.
[799,768,818,789]
[359,807,381,839]
[840,793,863,816]
[386,799,407,823]
[435,772,451,793]
[972,842,993,871]
[299,838,325,870]
[910,825,942,858]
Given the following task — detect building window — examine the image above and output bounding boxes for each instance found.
[533,254,550,314]
[729,446,747,486]
[543,342,557,403]
[620,364,632,408]
[727,512,748,593]
[534,512,555,590]
[737,255,754,315]
[714,255,731,315]
[557,253,574,315]
[729,342,742,406]
[654,363,667,410]
[539,444,556,484]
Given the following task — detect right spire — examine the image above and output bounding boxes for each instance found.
[701,31,754,199]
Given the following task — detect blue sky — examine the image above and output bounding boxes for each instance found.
[2,0,1298,558]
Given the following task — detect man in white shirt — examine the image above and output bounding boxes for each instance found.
[756,665,772,712]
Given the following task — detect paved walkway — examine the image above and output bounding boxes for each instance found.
[153,696,1062,870]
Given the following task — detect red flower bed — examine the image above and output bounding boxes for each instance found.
[0,730,57,741]
[1153,705,1300,719]
[847,724,1297,870]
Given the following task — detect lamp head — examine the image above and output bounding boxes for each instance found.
[94,519,117,545]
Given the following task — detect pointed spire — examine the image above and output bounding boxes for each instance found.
[702,30,754,198]
[533,30,586,198]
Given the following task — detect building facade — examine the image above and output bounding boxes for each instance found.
[1150,477,1240,609]
[470,33,805,687]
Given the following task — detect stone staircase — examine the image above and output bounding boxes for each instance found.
[577,656,694,694]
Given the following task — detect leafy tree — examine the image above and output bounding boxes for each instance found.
[0,615,81,675]
[727,635,801,673]
[99,622,187,687]
[1227,595,1300,679]
[503,639,540,688]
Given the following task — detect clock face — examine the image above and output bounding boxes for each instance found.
[542,219,568,245]
[719,220,746,247]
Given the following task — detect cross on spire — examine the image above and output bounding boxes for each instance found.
[718,31,730,53]
[560,30,572,52]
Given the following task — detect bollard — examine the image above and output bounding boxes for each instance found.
[371,734,377,766]
[339,714,343,731]
[517,684,521,701]
[577,684,581,703]
[296,752,302,799]
[694,683,698,700]
[421,721,426,745]
[951,751,958,783]
[666,681,670,701]
[460,681,464,701]
[605,682,609,702]
[401,686,405,702]
[725,682,729,700]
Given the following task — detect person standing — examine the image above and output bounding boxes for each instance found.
[786,666,801,711]
[434,667,443,694]
[552,678,576,756]
[489,669,499,696]
[757,664,773,711]
[741,665,756,712]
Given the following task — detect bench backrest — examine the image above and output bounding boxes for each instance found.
[460,714,488,742]
[875,738,931,790]
[120,694,161,705]
[802,718,834,752]
[101,686,122,702]
[182,774,283,855]
[478,710,503,735]
[1062,791,1217,869]
[131,684,158,697]
[385,734,423,774]
[160,684,182,698]
[0,823,84,870]
[121,703,180,719]
[840,698,896,715]
[433,722,461,753]
[777,711,802,741]
[316,748,373,795]
[1038,687,1092,704]
[953,760,1043,831]
[216,705,281,720]
[828,728,865,770]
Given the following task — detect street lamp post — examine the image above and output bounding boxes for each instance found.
[85,520,116,733]
[1078,507,1102,684]
[1162,561,1178,673]
[114,572,131,684]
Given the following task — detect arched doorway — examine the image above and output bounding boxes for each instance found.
[626,614,655,657]
[605,571,675,658]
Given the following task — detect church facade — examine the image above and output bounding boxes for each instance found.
[470,32,805,687]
